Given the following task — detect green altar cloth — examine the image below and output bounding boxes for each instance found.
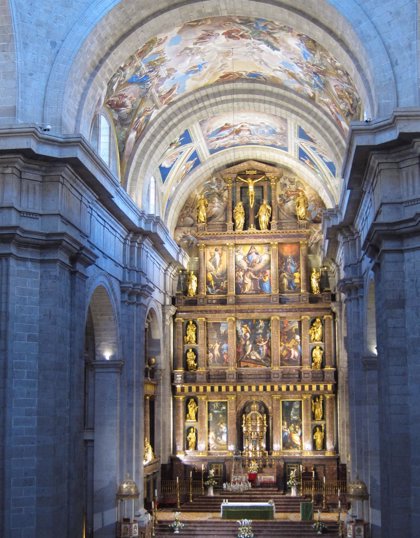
[221,502,275,520]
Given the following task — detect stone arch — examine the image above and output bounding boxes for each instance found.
[44,0,394,141]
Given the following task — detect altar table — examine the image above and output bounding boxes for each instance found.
[221,501,275,520]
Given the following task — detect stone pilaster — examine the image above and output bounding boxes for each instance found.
[227,243,235,300]
[272,396,281,453]
[197,396,207,453]
[300,241,308,293]
[227,316,237,378]
[302,395,312,453]
[325,394,335,454]
[301,315,311,368]
[174,396,185,455]
[174,318,184,371]
[227,395,237,451]
[198,243,206,296]
[270,316,280,369]
[323,314,334,367]
[270,242,279,297]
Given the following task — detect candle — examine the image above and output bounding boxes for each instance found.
[323,476,326,484]
[176,476,179,484]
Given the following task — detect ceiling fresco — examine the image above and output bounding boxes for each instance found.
[200,112,288,154]
[105,16,362,175]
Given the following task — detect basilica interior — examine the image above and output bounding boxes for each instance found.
[1,1,420,538]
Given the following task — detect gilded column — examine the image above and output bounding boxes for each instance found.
[174,396,185,455]
[325,394,336,454]
[174,318,184,372]
[227,316,237,373]
[300,241,308,293]
[227,395,237,452]
[227,243,235,300]
[268,174,278,230]
[270,316,280,369]
[197,317,207,371]
[198,243,206,296]
[272,396,281,453]
[301,315,311,368]
[323,314,334,367]
[197,395,207,453]
[226,177,234,232]
[270,242,279,297]
[302,395,312,453]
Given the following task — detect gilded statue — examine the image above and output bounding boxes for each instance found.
[143,438,155,464]
[233,200,245,231]
[186,398,198,421]
[312,345,324,369]
[295,191,308,221]
[237,174,265,208]
[312,395,324,421]
[256,199,271,230]
[186,271,198,297]
[184,320,197,344]
[309,318,323,342]
[310,268,321,295]
[186,348,197,371]
[313,426,324,451]
[187,427,197,450]
[196,194,208,224]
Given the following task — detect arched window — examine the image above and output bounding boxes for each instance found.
[148,176,156,214]
[90,112,119,178]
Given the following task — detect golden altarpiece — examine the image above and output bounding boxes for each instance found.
[171,161,337,488]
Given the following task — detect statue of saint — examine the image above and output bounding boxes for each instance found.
[186,398,198,421]
[237,174,265,208]
[187,427,197,450]
[312,345,324,369]
[196,194,208,224]
[143,438,155,464]
[186,271,198,297]
[186,348,197,371]
[309,318,323,342]
[184,320,197,344]
[312,395,324,421]
[295,191,308,221]
[310,268,321,295]
[233,201,245,231]
[256,199,271,230]
[313,426,324,451]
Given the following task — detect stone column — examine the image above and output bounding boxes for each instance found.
[270,242,279,299]
[301,315,311,369]
[226,178,234,231]
[174,396,185,455]
[268,174,279,229]
[144,395,151,441]
[227,243,235,301]
[174,318,184,372]
[300,241,308,293]
[197,317,207,382]
[227,395,237,452]
[302,395,312,453]
[272,396,281,453]
[227,316,237,380]
[325,394,335,454]
[197,396,207,453]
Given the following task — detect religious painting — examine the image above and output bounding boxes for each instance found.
[280,320,301,366]
[207,322,229,367]
[281,400,302,450]
[208,401,228,451]
[158,129,193,182]
[200,112,288,154]
[235,244,271,294]
[206,246,228,295]
[278,244,300,292]
[236,319,271,368]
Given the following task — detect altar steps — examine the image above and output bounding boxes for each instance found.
[153,519,340,537]
[179,491,306,513]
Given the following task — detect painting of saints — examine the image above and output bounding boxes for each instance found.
[236,319,271,368]
[208,401,228,451]
[280,320,302,366]
[279,244,301,292]
[281,401,302,450]
[235,244,271,294]
[207,322,229,367]
[206,246,228,295]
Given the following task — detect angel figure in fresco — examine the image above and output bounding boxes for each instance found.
[196,194,208,224]
[187,427,197,450]
[295,191,308,220]
[309,318,323,342]
[187,271,198,297]
[186,348,197,371]
[312,395,324,421]
[184,320,197,344]
[237,174,265,208]
[310,267,321,295]
[233,200,245,231]
[256,199,271,230]
[313,426,324,451]
[312,345,324,369]
[186,398,198,421]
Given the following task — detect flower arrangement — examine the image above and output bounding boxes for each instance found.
[312,520,327,534]
[287,469,298,487]
[204,468,217,487]
[237,518,254,538]
[168,512,185,534]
